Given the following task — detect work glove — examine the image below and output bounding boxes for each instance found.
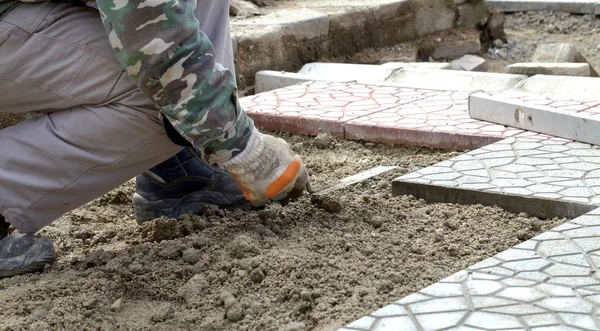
[221,130,310,204]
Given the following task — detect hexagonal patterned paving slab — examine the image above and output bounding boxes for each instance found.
[393,137,600,219]
[239,82,547,150]
[339,208,600,330]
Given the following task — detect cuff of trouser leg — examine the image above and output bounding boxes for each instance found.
[0,202,38,235]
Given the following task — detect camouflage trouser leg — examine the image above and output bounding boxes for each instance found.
[0,1,191,234]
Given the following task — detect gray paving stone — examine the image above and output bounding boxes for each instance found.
[420,282,464,297]
[415,311,467,330]
[466,280,504,295]
[558,313,598,330]
[464,312,523,329]
[409,297,469,314]
[548,254,590,267]
[496,248,539,261]
[497,287,547,302]
[370,316,417,331]
[547,276,600,287]
[370,304,407,317]
[471,296,518,309]
[536,297,593,313]
[503,259,552,271]
[522,314,560,327]
[516,271,550,282]
[502,278,539,287]
[393,137,600,219]
[536,283,576,297]
[484,304,547,315]
[544,263,590,277]
[346,316,376,329]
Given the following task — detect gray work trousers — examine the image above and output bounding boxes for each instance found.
[0,0,234,234]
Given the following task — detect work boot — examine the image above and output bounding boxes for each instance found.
[0,214,55,279]
[133,147,250,223]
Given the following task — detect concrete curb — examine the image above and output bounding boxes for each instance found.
[485,0,600,14]
[382,68,528,92]
[255,63,453,93]
[257,67,529,94]
[258,68,600,97]
[231,0,488,90]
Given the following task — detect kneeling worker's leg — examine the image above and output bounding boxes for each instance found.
[0,2,181,235]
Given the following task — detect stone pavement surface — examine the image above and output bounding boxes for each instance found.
[340,209,600,330]
[240,81,544,150]
[264,75,600,329]
[240,71,600,330]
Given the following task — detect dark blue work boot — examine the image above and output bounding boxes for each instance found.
[133,147,250,223]
[0,215,55,279]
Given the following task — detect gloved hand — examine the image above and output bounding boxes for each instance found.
[221,130,309,203]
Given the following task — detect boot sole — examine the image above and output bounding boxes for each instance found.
[133,192,258,224]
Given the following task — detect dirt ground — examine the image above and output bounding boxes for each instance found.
[0,133,566,331]
[328,10,600,74]
[2,8,590,331]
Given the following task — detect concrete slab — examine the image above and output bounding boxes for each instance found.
[255,71,343,94]
[241,82,546,150]
[255,62,452,93]
[485,0,598,14]
[393,137,600,219]
[339,207,600,330]
[532,43,580,63]
[382,68,527,92]
[469,91,600,146]
[531,43,600,77]
[506,62,591,77]
[517,74,600,98]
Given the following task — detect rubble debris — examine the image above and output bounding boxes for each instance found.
[451,54,488,71]
[230,0,261,18]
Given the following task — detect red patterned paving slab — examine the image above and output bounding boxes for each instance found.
[239,82,559,150]
[344,90,557,150]
[240,81,440,137]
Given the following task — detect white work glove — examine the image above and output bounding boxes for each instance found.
[221,130,310,204]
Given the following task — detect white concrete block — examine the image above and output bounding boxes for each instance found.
[256,63,453,93]
[381,68,526,92]
[297,62,452,82]
[469,92,600,146]
[518,75,600,99]
[297,63,390,82]
[254,71,321,93]
[380,62,452,70]
[506,62,591,77]
[532,43,579,63]
[485,0,597,14]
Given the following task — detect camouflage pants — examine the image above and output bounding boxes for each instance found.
[0,0,233,234]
